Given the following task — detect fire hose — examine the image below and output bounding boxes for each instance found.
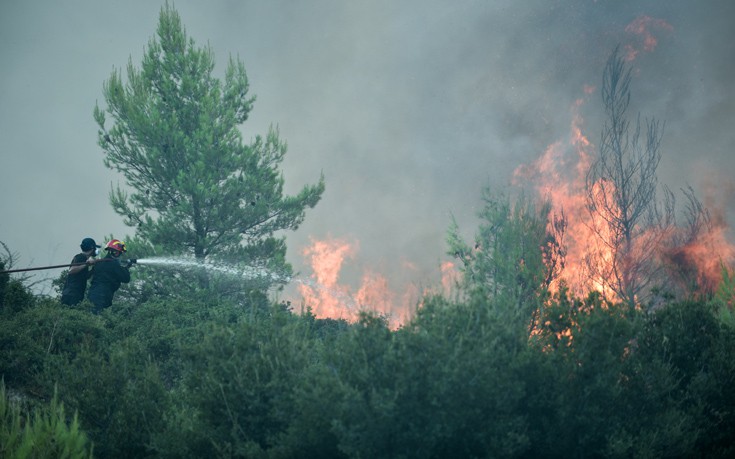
[0,258,137,275]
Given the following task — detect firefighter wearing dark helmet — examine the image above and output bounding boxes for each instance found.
[60,237,100,306]
[87,239,131,313]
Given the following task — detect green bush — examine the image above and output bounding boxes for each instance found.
[3,262,735,458]
[0,381,93,458]
[0,300,106,393]
[150,303,321,457]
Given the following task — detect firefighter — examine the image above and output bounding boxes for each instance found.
[60,237,100,306]
[87,239,132,313]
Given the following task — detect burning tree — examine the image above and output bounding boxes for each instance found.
[585,46,674,307]
[93,5,324,290]
[662,185,735,297]
[515,46,733,307]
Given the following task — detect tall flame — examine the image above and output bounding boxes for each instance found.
[514,97,615,297]
[294,18,733,316]
[297,236,356,320]
[516,95,735,302]
[295,235,449,328]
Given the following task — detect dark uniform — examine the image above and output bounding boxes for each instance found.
[87,254,130,313]
[60,237,99,306]
[60,252,92,305]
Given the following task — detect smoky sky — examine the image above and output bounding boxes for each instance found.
[1,0,734,297]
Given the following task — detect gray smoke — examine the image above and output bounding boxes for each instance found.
[1,0,733,298]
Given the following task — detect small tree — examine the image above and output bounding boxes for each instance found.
[585,46,673,307]
[94,4,324,290]
[448,189,560,316]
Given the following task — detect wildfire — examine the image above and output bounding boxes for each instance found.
[623,15,673,61]
[514,97,615,298]
[664,192,735,294]
[516,94,735,303]
[295,235,455,328]
[293,16,733,318]
[297,236,356,320]
[298,237,459,329]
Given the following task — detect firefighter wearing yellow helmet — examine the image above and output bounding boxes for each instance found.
[87,239,132,313]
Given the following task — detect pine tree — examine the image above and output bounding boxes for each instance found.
[447,189,559,316]
[93,4,324,290]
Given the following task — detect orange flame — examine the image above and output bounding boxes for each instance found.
[665,190,735,293]
[295,235,440,328]
[517,92,735,302]
[624,15,673,61]
[297,236,356,320]
[355,270,394,318]
[515,97,615,297]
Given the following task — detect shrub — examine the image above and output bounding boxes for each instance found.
[0,381,93,458]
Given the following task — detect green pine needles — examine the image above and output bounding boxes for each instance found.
[0,382,93,459]
[93,4,324,291]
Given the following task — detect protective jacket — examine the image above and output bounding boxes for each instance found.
[87,254,130,312]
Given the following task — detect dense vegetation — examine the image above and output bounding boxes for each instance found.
[2,247,735,458]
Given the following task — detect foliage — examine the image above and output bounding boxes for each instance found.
[0,299,94,390]
[93,4,324,295]
[387,295,532,458]
[0,381,93,459]
[2,261,735,458]
[448,189,557,315]
[1,279,36,315]
[3,239,734,459]
[714,264,735,326]
[3,2,733,456]
[526,290,735,458]
[152,304,327,458]
[635,300,735,457]
[1,243,37,314]
[47,338,170,458]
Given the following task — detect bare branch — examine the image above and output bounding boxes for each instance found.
[584,46,672,307]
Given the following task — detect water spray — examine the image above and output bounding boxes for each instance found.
[134,258,365,310]
[132,256,290,284]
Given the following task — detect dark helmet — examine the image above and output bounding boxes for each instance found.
[80,238,100,252]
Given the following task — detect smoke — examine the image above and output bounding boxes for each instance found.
[1,1,734,301]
